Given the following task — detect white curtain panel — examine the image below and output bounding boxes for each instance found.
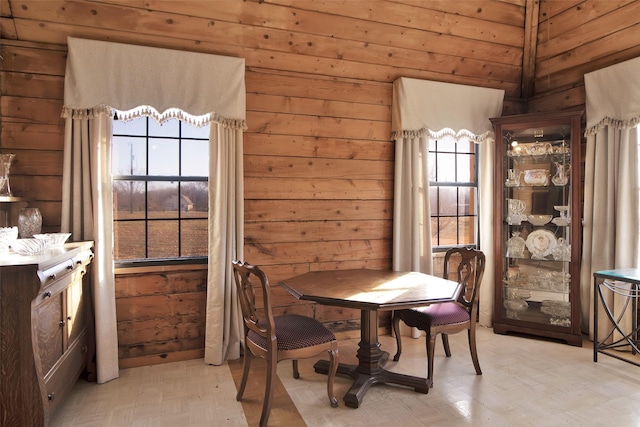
[391,77,504,328]
[61,112,119,384]
[204,124,244,365]
[392,134,432,275]
[62,38,246,381]
[581,56,640,337]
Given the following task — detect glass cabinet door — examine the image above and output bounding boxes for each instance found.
[490,111,583,346]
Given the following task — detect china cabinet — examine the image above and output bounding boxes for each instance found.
[0,241,94,427]
[490,111,583,346]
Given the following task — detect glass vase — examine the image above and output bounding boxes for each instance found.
[0,153,16,196]
[18,207,42,238]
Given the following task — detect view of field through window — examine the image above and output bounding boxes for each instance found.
[112,114,210,261]
[428,135,478,249]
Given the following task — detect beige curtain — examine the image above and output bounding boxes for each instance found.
[204,125,244,365]
[61,110,118,384]
[391,77,504,328]
[581,56,640,338]
[62,38,246,382]
[392,135,432,274]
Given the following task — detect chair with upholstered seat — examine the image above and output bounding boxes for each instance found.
[232,260,339,427]
[392,247,486,388]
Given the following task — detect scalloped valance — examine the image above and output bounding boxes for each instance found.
[63,37,246,129]
[584,56,640,136]
[391,77,504,141]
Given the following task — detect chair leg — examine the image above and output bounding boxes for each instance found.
[292,359,300,379]
[236,349,252,401]
[426,332,437,388]
[468,327,482,375]
[260,356,278,427]
[326,348,339,408]
[442,333,452,357]
[392,313,403,361]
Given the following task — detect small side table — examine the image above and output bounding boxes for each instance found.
[593,268,640,366]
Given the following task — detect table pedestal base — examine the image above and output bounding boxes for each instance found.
[314,350,430,408]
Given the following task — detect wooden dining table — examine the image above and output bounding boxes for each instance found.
[279,268,462,408]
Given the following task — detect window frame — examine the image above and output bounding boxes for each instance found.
[428,136,480,252]
[111,115,209,267]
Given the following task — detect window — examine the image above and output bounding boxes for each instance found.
[112,114,209,262]
[428,134,478,250]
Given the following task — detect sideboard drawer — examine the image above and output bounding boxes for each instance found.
[44,329,89,412]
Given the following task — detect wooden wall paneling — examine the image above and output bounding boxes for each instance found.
[115,293,207,323]
[535,1,640,97]
[308,259,392,271]
[0,16,17,38]
[114,270,208,298]
[534,25,640,93]
[11,199,62,233]
[246,69,392,106]
[245,133,394,161]
[117,315,205,347]
[0,41,66,231]
[244,199,393,222]
[246,93,390,122]
[272,0,524,47]
[521,0,540,100]
[532,1,640,114]
[9,1,523,93]
[538,0,582,19]
[0,96,62,123]
[243,239,392,267]
[244,155,392,180]
[245,220,392,244]
[108,0,525,65]
[5,177,63,231]
[539,0,636,41]
[1,122,65,151]
[9,175,62,200]
[527,87,586,114]
[117,337,205,360]
[0,40,67,74]
[11,17,523,95]
[114,268,208,366]
[244,177,392,200]
[4,0,638,367]
[1,0,14,18]
[246,110,387,139]
[8,148,63,175]
[0,72,64,100]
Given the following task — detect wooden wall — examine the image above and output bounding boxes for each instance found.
[530,0,640,112]
[1,0,639,367]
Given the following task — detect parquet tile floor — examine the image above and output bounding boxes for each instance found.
[50,327,640,426]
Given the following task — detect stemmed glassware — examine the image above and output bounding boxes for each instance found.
[0,154,16,196]
[552,205,571,226]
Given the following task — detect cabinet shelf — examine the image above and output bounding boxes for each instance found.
[509,153,571,162]
[491,111,583,347]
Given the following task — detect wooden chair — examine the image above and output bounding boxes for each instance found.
[392,247,486,388]
[232,260,339,427]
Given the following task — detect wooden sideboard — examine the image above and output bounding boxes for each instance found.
[0,241,94,427]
